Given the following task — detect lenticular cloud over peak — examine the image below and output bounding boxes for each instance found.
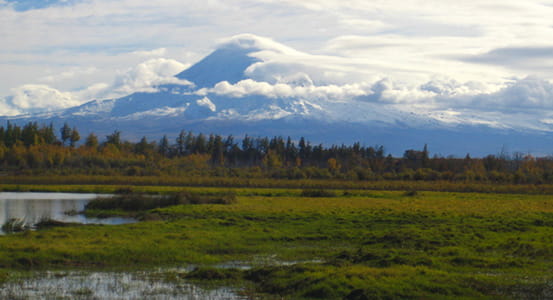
[175,34,314,89]
[217,34,299,55]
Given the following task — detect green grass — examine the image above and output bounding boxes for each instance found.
[5,175,553,194]
[2,188,553,298]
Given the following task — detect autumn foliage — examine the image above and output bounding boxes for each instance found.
[1,121,553,184]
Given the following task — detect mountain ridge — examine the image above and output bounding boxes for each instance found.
[1,34,552,156]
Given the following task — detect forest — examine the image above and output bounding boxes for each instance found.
[0,121,551,184]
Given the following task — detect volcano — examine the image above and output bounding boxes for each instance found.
[2,34,552,156]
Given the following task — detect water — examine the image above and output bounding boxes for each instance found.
[0,192,136,234]
[0,271,249,299]
[0,194,252,299]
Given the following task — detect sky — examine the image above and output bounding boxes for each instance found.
[2,0,553,125]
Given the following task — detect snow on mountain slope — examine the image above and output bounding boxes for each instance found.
[3,34,553,156]
[175,46,260,89]
[51,34,424,126]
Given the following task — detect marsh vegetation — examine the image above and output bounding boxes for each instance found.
[2,187,553,298]
[0,270,249,299]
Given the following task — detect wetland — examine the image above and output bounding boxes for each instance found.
[2,185,553,299]
[0,192,135,234]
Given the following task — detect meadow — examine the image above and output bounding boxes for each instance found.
[4,175,553,194]
[2,185,553,299]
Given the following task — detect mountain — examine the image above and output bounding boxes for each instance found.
[2,34,553,156]
[175,45,261,88]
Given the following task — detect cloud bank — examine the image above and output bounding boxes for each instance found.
[1,1,553,130]
[0,58,190,116]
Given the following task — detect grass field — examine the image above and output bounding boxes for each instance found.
[5,175,553,194]
[2,187,553,298]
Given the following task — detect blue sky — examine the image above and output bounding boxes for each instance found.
[2,0,78,11]
[1,0,553,129]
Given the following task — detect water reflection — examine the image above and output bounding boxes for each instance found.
[0,271,249,299]
[0,192,135,234]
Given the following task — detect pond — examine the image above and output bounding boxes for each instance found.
[0,192,135,234]
[0,193,253,299]
[0,270,250,299]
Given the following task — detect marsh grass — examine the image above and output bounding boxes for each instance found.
[1,219,31,233]
[86,191,237,212]
[6,176,553,194]
[34,219,76,230]
[3,188,553,298]
[300,189,337,197]
[0,270,7,284]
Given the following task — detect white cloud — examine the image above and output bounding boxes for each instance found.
[208,79,371,101]
[0,100,21,116]
[1,84,80,116]
[109,58,191,96]
[469,77,553,111]
[0,0,553,94]
[202,73,553,118]
[130,48,167,57]
[0,58,191,115]
[2,0,553,128]
[39,67,98,83]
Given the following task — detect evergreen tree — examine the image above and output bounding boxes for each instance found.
[5,121,21,147]
[69,127,80,147]
[195,133,207,154]
[60,122,72,145]
[211,135,225,166]
[285,137,297,164]
[21,122,40,147]
[0,126,4,146]
[85,133,99,148]
[135,136,151,155]
[40,123,57,144]
[184,132,195,154]
[105,130,122,148]
[176,130,186,156]
[422,144,429,168]
[159,135,170,156]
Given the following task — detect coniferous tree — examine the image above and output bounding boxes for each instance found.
[195,133,207,154]
[69,127,80,147]
[60,122,72,145]
[40,123,57,145]
[176,130,186,156]
[211,135,225,166]
[0,126,5,146]
[21,122,39,146]
[105,130,122,148]
[184,132,195,154]
[135,136,152,155]
[159,135,170,156]
[5,122,21,147]
[422,144,430,168]
[85,133,99,148]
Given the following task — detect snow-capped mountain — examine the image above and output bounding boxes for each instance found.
[2,34,553,156]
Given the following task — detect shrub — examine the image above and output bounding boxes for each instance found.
[300,189,337,197]
[403,190,418,197]
[86,190,237,211]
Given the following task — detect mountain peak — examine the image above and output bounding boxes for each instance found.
[174,34,300,88]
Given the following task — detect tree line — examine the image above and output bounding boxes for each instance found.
[0,121,552,183]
